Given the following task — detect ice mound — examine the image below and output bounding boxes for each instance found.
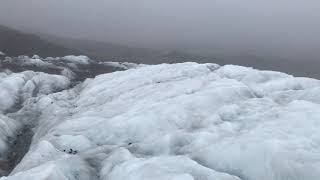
[1,62,320,180]
[0,71,70,113]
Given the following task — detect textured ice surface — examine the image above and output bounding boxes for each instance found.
[1,61,320,180]
[0,71,70,113]
[0,70,71,160]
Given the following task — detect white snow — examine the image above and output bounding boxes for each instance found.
[101,148,239,180]
[1,62,320,180]
[0,51,5,56]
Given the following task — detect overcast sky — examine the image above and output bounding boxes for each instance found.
[0,0,320,61]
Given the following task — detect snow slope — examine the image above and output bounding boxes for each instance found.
[1,59,320,180]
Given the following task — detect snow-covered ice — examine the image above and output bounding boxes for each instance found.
[0,71,70,113]
[0,70,71,164]
[0,55,129,82]
[61,55,91,65]
[99,61,143,69]
[1,58,320,180]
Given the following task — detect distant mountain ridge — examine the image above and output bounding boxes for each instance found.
[0,25,319,79]
[0,25,79,57]
[39,33,216,64]
[0,25,214,64]
[39,33,159,63]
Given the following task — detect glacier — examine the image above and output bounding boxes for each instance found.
[0,55,320,180]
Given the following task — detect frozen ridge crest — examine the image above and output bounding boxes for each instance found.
[0,56,320,180]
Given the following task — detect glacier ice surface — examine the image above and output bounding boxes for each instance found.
[0,58,320,180]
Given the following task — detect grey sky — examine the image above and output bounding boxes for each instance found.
[0,0,320,61]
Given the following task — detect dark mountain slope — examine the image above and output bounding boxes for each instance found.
[0,25,319,79]
[40,34,159,62]
[41,34,220,64]
[0,25,79,57]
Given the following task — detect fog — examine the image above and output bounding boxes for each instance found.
[0,0,320,62]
